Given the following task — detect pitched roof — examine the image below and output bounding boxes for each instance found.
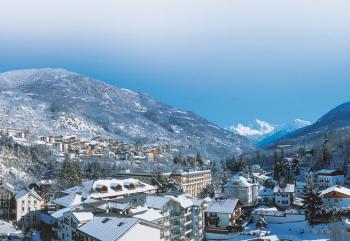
[206,199,240,214]
[78,217,139,241]
[0,182,15,194]
[53,193,82,208]
[72,212,94,223]
[224,175,252,188]
[146,196,171,209]
[15,189,42,201]
[273,184,295,193]
[320,185,350,197]
[132,208,164,222]
[63,178,157,199]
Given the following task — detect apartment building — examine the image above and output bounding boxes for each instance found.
[171,170,212,197]
[145,194,205,241]
[305,169,345,190]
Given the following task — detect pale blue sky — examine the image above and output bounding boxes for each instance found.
[0,0,350,127]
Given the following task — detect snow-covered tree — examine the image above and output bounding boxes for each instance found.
[199,183,215,199]
[256,217,267,230]
[59,158,82,189]
[302,184,323,223]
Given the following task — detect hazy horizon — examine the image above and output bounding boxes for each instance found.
[1,0,350,127]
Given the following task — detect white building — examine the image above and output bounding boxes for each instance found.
[273,184,295,209]
[61,211,94,241]
[223,175,260,206]
[204,199,243,232]
[144,194,205,241]
[171,170,212,197]
[319,185,350,208]
[252,207,305,224]
[305,169,345,190]
[15,188,42,229]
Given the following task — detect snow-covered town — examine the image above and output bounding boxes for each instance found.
[1,1,350,240]
[2,127,350,241]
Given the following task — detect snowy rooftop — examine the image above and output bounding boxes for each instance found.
[172,169,211,176]
[51,207,72,221]
[169,194,204,209]
[146,196,172,209]
[206,199,240,214]
[132,208,164,222]
[15,189,41,201]
[63,178,157,199]
[225,175,252,188]
[72,212,94,223]
[0,182,15,193]
[78,217,139,241]
[53,193,82,208]
[273,184,295,193]
[320,185,350,197]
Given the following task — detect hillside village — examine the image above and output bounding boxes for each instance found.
[1,127,350,241]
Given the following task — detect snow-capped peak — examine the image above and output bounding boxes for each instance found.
[228,118,311,143]
[228,119,275,137]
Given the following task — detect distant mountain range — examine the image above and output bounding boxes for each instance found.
[258,102,350,148]
[0,68,254,160]
[228,119,311,145]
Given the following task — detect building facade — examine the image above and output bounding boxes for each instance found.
[171,170,212,197]
[223,175,260,206]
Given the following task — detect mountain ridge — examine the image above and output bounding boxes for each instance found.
[259,101,350,148]
[0,68,254,160]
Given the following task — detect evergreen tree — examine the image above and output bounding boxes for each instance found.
[199,183,215,199]
[292,154,301,176]
[320,134,332,169]
[195,153,203,166]
[302,184,323,223]
[59,158,82,189]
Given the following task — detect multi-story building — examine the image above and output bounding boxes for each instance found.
[0,182,42,229]
[204,199,243,233]
[319,185,350,208]
[223,175,260,206]
[305,169,345,190]
[144,194,205,241]
[0,182,16,220]
[171,170,212,197]
[273,184,295,209]
[15,188,42,229]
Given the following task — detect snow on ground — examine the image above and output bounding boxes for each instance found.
[0,220,22,237]
[223,222,332,241]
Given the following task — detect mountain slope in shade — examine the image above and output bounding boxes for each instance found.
[0,68,254,160]
[260,102,350,148]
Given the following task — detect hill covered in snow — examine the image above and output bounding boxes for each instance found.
[0,68,253,160]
